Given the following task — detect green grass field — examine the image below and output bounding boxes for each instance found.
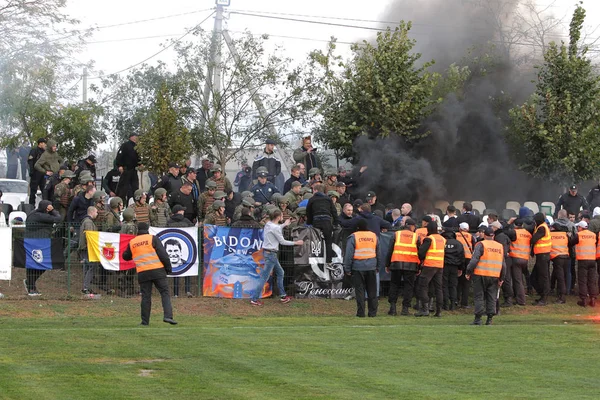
[1,297,600,399]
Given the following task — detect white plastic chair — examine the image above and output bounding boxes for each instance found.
[524,201,539,214]
[8,211,27,227]
[434,200,450,212]
[505,201,521,214]
[471,201,486,215]
[453,200,466,211]
[540,201,556,216]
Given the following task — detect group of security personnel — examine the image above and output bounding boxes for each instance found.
[343,206,600,325]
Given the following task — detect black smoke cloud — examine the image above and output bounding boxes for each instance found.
[353,0,561,212]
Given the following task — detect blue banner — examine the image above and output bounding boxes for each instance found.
[13,238,65,270]
[202,225,271,299]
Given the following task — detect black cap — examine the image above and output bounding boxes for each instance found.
[129,132,139,137]
[186,167,196,174]
[37,138,47,144]
[87,155,97,163]
[353,199,363,207]
[137,222,149,234]
[570,184,577,190]
[168,162,180,169]
[404,218,416,226]
[484,227,495,236]
[514,218,523,227]
[336,182,346,187]
[265,138,276,145]
[366,191,376,198]
[172,204,186,213]
[422,215,433,223]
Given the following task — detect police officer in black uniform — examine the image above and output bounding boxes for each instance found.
[115,132,140,203]
[27,138,47,205]
[441,229,465,311]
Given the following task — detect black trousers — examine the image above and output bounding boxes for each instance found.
[313,219,334,263]
[29,175,45,205]
[26,269,45,292]
[458,260,471,306]
[577,260,599,300]
[443,264,459,307]
[510,258,528,305]
[473,275,499,317]
[352,270,378,317]
[173,276,191,296]
[552,256,569,298]
[139,277,173,325]
[501,257,513,301]
[417,267,443,310]
[532,253,550,300]
[116,169,139,205]
[388,269,417,308]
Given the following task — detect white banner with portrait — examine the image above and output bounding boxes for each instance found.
[149,227,199,277]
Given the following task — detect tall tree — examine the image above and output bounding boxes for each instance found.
[507,4,600,185]
[135,84,191,174]
[172,30,318,168]
[0,0,90,147]
[311,26,439,159]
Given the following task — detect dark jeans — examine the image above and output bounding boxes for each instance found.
[577,260,599,300]
[443,264,459,307]
[417,267,443,310]
[510,258,527,305]
[388,269,416,308]
[532,253,550,300]
[139,277,173,325]
[26,269,45,292]
[116,168,139,205]
[552,256,569,298]
[473,275,499,317]
[29,175,45,205]
[352,270,378,317]
[312,219,334,263]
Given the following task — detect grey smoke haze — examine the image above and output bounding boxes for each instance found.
[353,0,562,211]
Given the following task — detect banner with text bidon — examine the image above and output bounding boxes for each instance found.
[202,225,271,299]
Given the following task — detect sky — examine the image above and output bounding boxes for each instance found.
[63,0,600,101]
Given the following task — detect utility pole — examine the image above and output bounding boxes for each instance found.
[82,67,88,103]
[202,1,226,114]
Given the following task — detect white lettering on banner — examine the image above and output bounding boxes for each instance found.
[309,243,343,281]
[296,281,354,297]
[0,228,12,281]
[213,236,263,252]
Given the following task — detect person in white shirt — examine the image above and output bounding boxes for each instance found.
[251,209,303,306]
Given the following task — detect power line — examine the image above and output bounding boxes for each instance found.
[228,6,575,41]
[48,7,214,43]
[87,10,216,80]
[58,78,82,99]
[86,34,181,45]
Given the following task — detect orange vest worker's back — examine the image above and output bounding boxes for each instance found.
[129,234,164,273]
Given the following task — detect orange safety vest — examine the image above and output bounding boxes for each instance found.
[391,230,419,263]
[456,231,474,259]
[352,231,378,260]
[597,238,600,260]
[474,240,504,278]
[533,222,551,254]
[550,232,569,260]
[510,228,532,260]
[422,234,446,268]
[129,234,164,273]
[576,229,597,261]
[415,227,428,243]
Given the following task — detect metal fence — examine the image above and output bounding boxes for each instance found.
[0,222,306,300]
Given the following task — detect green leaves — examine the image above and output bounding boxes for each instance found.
[136,84,191,174]
[507,5,600,185]
[309,25,439,159]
